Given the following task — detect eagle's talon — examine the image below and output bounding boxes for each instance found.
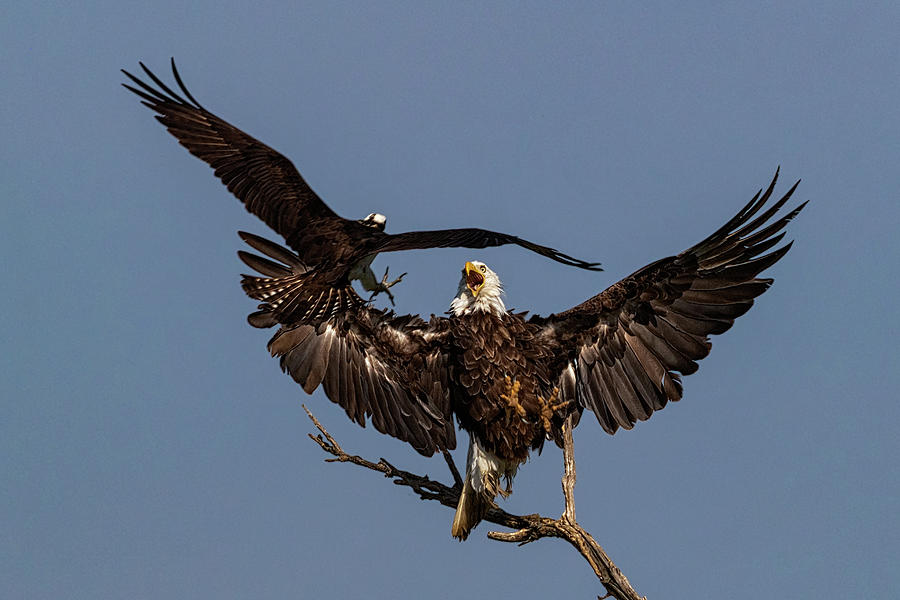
[500,376,526,422]
[538,389,569,435]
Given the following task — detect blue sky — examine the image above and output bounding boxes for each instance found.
[3,2,898,599]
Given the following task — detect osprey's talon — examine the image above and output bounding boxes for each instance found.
[382,267,406,289]
[368,267,407,305]
[369,287,396,306]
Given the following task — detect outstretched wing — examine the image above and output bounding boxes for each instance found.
[124,60,602,273]
[534,170,806,434]
[122,59,348,257]
[377,229,602,270]
[239,233,456,456]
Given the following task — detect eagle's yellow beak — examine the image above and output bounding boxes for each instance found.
[464,261,485,297]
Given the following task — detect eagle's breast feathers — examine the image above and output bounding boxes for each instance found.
[449,311,566,462]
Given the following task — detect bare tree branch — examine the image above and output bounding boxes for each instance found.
[302,405,646,600]
[442,449,463,489]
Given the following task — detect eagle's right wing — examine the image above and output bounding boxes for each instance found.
[533,170,805,435]
[238,232,456,456]
[122,60,345,257]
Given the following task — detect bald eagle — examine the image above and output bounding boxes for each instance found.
[236,170,805,539]
[122,60,601,304]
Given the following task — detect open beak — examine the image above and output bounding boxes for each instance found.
[464,261,485,297]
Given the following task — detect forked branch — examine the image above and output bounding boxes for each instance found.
[303,405,646,600]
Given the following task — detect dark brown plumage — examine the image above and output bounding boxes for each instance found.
[121,59,601,305]
[231,168,804,539]
[533,173,806,434]
[451,310,555,460]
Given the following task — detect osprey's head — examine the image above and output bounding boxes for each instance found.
[359,213,387,231]
[450,261,505,316]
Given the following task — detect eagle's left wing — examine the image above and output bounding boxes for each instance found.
[532,170,806,434]
[238,233,456,456]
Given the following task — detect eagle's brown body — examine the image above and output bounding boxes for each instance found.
[447,310,567,538]
[234,166,803,539]
[450,311,556,462]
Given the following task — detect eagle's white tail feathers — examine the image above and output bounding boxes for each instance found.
[451,437,518,541]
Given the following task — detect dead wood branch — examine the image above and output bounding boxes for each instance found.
[303,405,646,600]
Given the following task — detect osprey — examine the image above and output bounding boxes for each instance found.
[236,170,805,539]
[122,60,601,304]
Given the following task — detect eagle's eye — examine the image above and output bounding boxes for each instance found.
[480,266,486,273]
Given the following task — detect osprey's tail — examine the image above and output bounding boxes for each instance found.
[451,436,518,541]
[237,231,364,328]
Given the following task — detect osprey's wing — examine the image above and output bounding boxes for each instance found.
[377,229,603,271]
[533,170,805,434]
[122,60,345,255]
[125,60,602,272]
[238,232,456,456]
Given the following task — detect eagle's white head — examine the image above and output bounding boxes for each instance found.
[450,261,506,317]
[360,213,387,231]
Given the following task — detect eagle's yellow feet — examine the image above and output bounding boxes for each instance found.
[538,387,570,435]
[500,376,526,421]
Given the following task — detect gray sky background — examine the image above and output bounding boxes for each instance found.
[3,3,898,599]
